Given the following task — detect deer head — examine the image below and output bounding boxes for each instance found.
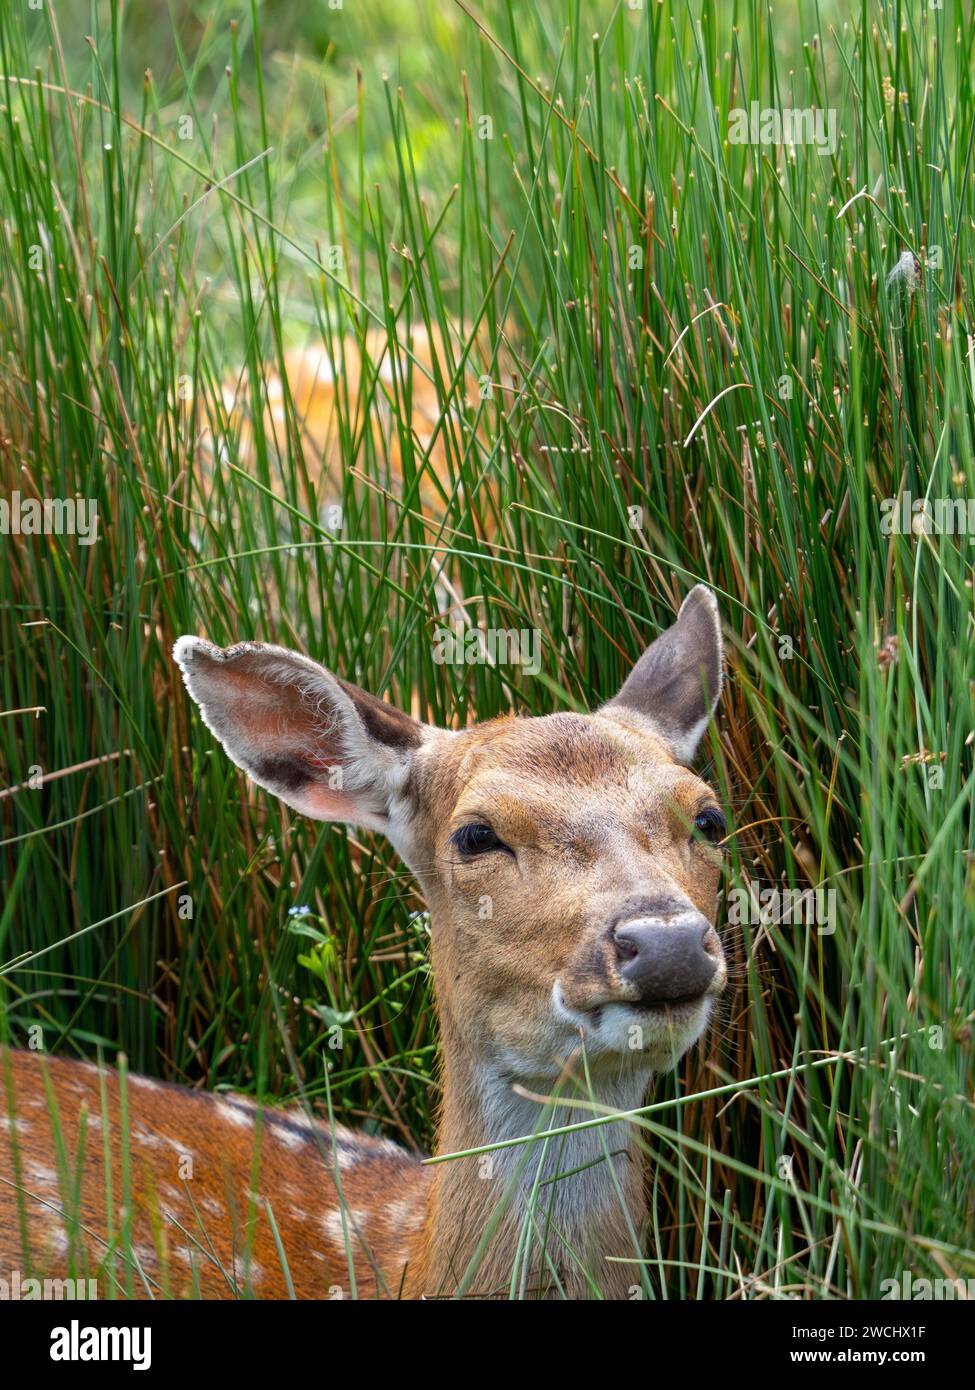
[174,584,726,1081]
[174,584,728,1296]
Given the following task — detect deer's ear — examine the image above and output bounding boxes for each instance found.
[174,638,424,846]
[603,585,723,763]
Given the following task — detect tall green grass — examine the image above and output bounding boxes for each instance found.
[1,0,972,1296]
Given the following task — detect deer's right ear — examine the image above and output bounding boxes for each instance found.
[173,638,425,846]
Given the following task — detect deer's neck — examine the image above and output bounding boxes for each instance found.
[406,1032,651,1300]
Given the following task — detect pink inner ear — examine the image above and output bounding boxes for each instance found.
[295,783,360,821]
[291,755,360,821]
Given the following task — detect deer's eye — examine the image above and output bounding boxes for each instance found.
[692,807,726,846]
[451,823,509,857]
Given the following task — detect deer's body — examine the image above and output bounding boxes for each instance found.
[205,325,486,518]
[1,586,728,1299]
[1,1050,429,1299]
[0,1049,642,1300]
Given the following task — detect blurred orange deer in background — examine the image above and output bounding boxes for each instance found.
[203,321,503,524]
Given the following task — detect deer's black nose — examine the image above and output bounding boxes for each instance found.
[613,915,717,1004]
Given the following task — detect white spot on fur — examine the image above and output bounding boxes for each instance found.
[271,1125,309,1151]
[128,1074,163,1092]
[232,1255,264,1286]
[323,1208,369,1250]
[77,1061,107,1078]
[48,1224,70,1255]
[26,1161,58,1191]
[384,1197,423,1232]
[132,1125,164,1150]
[215,1100,252,1129]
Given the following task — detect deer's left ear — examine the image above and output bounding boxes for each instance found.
[173,637,425,857]
[603,585,723,763]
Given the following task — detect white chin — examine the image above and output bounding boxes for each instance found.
[550,982,713,1071]
[585,999,712,1069]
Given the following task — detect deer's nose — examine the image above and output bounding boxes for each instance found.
[612,915,717,1005]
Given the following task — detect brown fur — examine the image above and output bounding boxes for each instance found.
[400,710,725,1297]
[0,1050,430,1299]
[2,589,727,1299]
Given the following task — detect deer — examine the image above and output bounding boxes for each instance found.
[0,585,728,1300]
[201,322,496,522]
